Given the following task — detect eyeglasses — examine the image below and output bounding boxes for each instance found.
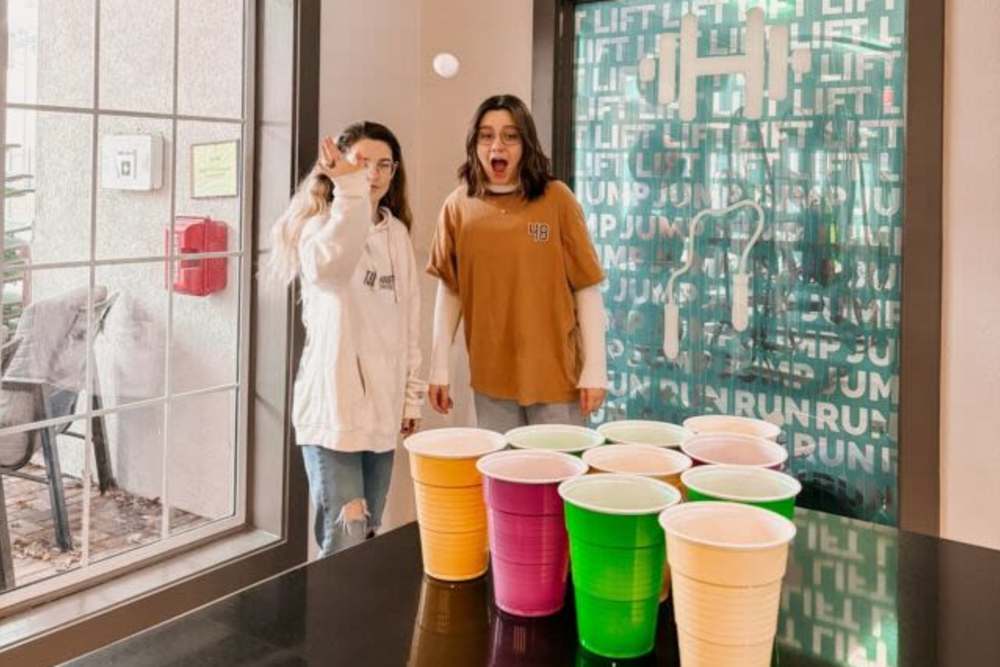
[360,158,398,177]
[477,126,522,146]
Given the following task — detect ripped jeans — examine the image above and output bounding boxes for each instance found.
[301,446,395,558]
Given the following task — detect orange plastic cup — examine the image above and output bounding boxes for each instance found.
[418,525,491,582]
[404,428,506,581]
[405,428,507,487]
[413,482,487,533]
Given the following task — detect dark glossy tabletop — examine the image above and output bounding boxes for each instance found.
[70,509,1000,666]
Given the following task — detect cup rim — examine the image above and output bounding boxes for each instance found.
[558,473,682,516]
[582,443,693,477]
[658,501,797,550]
[681,414,782,440]
[476,449,589,484]
[596,420,693,447]
[504,424,605,453]
[680,433,789,468]
[680,465,802,502]
[404,427,507,459]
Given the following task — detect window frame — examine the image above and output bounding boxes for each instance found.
[0,0,317,660]
[0,0,253,612]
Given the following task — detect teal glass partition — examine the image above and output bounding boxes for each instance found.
[573,1,907,524]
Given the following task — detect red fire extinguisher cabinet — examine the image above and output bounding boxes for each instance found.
[167,217,228,296]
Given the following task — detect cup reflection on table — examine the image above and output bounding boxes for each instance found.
[488,606,575,666]
[575,644,659,666]
[407,575,490,667]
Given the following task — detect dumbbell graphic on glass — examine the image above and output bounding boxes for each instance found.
[639,7,812,121]
[663,201,765,361]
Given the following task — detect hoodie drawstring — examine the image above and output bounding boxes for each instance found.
[386,213,399,304]
[367,209,399,304]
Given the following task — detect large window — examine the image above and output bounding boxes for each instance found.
[0,0,251,606]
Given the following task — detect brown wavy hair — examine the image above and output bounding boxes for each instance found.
[337,121,413,230]
[458,94,554,201]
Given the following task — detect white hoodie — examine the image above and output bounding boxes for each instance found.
[292,170,425,453]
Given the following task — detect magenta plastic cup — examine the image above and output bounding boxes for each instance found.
[476,450,589,617]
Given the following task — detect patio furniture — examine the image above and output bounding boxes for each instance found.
[0,288,118,592]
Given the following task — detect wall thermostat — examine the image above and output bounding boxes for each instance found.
[100,134,164,191]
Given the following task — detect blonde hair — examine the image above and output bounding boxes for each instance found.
[264,166,333,286]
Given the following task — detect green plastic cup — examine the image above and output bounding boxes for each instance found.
[681,465,801,519]
[558,474,680,659]
[568,539,664,600]
[574,590,662,660]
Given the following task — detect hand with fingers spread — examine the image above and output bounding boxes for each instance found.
[315,136,366,181]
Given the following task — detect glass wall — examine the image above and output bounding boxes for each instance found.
[573,0,906,524]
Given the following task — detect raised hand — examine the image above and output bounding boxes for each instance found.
[315,136,365,180]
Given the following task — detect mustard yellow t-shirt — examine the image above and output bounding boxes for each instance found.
[428,180,605,405]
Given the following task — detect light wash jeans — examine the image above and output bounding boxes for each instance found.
[301,446,395,558]
[473,392,584,433]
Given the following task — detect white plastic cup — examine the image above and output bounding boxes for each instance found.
[682,415,781,441]
[505,424,604,455]
[596,420,693,448]
[658,502,796,667]
[676,629,774,667]
[582,444,692,487]
[681,433,788,470]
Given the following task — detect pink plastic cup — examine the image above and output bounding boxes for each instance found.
[489,553,572,618]
[487,511,569,563]
[482,464,567,515]
[681,433,788,470]
[476,450,589,617]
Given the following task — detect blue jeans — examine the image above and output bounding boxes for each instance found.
[301,446,395,558]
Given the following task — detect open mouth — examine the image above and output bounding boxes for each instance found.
[490,158,509,180]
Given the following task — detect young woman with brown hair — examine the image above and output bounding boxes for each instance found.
[426,95,607,432]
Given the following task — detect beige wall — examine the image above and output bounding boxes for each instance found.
[940,0,1000,550]
[317,0,534,545]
